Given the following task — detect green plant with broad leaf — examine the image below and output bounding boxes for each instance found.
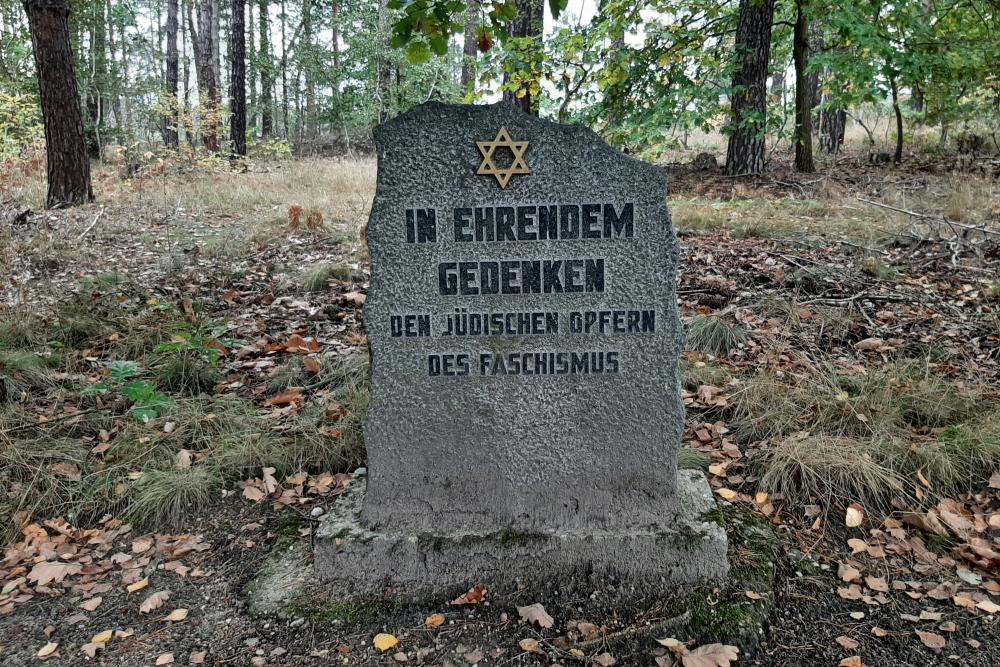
[85,360,174,422]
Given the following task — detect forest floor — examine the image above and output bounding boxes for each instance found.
[1,149,999,666]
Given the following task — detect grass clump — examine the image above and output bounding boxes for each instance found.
[680,358,731,391]
[757,434,904,509]
[915,411,1000,492]
[301,263,353,291]
[127,467,220,528]
[155,350,221,395]
[686,314,747,357]
[0,309,43,349]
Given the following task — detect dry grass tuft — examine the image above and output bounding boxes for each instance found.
[758,434,904,508]
[301,263,354,292]
[128,468,220,528]
[686,314,747,357]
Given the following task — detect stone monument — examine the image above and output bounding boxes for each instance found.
[315,101,728,598]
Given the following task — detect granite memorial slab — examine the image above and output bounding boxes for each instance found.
[315,101,728,598]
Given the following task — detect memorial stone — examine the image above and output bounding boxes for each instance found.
[315,101,728,597]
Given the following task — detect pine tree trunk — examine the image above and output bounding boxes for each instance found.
[23,0,94,208]
[376,0,391,123]
[193,0,220,151]
[501,0,543,115]
[820,107,845,153]
[165,0,180,149]
[461,0,478,89]
[793,0,814,172]
[230,0,246,156]
[259,0,272,137]
[280,0,288,136]
[725,0,775,175]
[303,0,316,138]
[247,0,256,135]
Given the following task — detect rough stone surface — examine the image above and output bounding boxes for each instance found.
[315,469,728,599]
[362,101,685,533]
[315,101,728,595]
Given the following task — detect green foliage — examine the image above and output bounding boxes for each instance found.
[86,361,174,422]
[0,93,43,160]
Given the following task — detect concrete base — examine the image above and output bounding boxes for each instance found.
[314,469,729,601]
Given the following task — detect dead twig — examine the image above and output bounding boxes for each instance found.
[571,610,692,651]
[78,206,106,241]
[857,197,999,239]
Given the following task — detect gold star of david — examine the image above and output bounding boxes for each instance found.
[476,127,530,189]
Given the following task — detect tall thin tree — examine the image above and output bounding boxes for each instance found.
[793,0,814,172]
[230,0,246,156]
[258,0,272,137]
[164,0,180,149]
[725,0,776,175]
[23,0,94,207]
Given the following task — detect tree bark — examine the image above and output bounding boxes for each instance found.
[192,0,220,151]
[793,0,814,172]
[303,0,316,137]
[230,0,246,156]
[461,0,479,89]
[501,0,543,115]
[890,74,903,163]
[725,0,776,175]
[819,106,845,153]
[258,0,272,137]
[376,0,391,123]
[23,0,94,208]
[164,0,180,149]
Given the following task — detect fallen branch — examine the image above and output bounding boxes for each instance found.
[857,197,1000,239]
[78,206,106,240]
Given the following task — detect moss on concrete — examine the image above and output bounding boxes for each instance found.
[280,591,402,623]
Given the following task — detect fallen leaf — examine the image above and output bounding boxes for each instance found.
[839,658,863,667]
[425,613,445,628]
[37,642,58,658]
[838,563,861,582]
[91,630,113,644]
[126,577,149,594]
[593,653,616,667]
[989,471,1000,489]
[28,561,81,586]
[865,576,889,592]
[266,389,304,407]
[849,611,865,620]
[916,631,946,649]
[518,638,542,654]
[855,337,884,351]
[714,488,737,501]
[871,627,889,637]
[80,596,103,611]
[155,653,174,665]
[517,603,554,629]
[835,636,859,650]
[132,537,153,553]
[140,590,170,613]
[682,643,739,667]
[175,449,192,469]
[81,643,103,658]
[242,484,267,502]
[976,599,1000,614]
[162,608,189,622]
[846,503,864,528]
[450,584,486,605]
[190,651,207,664]
[373,633,399,652]
[745,590,763,600]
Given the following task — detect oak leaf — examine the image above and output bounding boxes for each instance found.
[916,631,946,649]
[682,643,739,667]
[37,642,58,658]
[425,613,445,628]
[162,608,189,622]
[518,638,542,654]
[517,603,554,629]
[140,590,170,613]
[373,633,399,652]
